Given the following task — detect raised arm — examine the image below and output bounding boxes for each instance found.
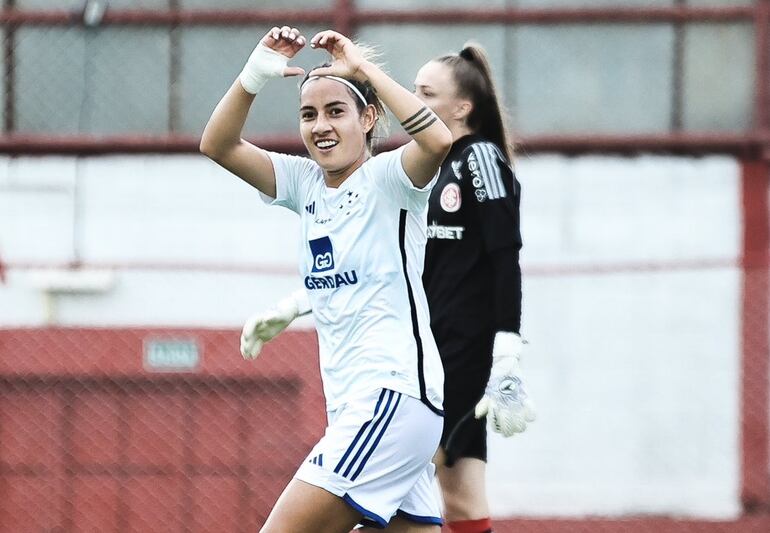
[309,31,452,188]
[200,26,307,197]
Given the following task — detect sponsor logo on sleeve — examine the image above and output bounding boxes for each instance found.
[467,151,489,202]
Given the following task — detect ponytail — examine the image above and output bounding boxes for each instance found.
[437,42,514,162]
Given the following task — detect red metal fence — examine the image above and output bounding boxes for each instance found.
[0,329,325,532]
[1,317,769,532]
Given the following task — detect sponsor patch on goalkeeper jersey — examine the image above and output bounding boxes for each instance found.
[427,223,465,240]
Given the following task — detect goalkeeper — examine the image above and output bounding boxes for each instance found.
[242,42,535,533]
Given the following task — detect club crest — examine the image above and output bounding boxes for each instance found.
[440,183,462,213]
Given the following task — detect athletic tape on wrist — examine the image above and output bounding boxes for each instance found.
[239,43,288,94]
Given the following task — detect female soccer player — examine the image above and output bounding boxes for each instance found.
[201,25,452,533]
[413,43,536,533]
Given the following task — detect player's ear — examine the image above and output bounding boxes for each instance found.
[361,104,377,134]
[454,100,472,122]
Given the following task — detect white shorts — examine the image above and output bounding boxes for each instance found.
[295,388,444,528]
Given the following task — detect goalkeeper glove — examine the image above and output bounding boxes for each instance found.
[240,289,311,359]
[474,331,536,437]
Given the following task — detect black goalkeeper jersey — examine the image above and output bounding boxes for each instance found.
[423,134,522,374]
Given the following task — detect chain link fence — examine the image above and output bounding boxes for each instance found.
[1,1,769,532]
[0,1,757,148]
[0,328,325,532]
[1,257,768,531]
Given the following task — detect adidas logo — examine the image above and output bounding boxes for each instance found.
[308,453,324,466]
[305,202,316,214]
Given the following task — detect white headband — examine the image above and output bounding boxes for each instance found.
[302,75,369,108]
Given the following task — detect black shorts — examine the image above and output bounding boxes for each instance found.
[436,323,494,467]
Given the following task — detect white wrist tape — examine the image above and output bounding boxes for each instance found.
[492,331,523,360]
[239,42,289,94]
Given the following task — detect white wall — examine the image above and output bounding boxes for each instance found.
[0,153,742,518]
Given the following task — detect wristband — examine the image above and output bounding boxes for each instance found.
[492,331,523,359]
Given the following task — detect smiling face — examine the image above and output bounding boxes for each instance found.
[299,77,375,185]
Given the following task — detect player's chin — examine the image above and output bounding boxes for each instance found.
[313,152,352,173]
[317,163,349,178]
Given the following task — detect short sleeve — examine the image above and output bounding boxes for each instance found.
[371,145,438,212]
[261,151,320,214]
[461,142,522,252]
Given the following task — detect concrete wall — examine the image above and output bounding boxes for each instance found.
[0,153,742,518]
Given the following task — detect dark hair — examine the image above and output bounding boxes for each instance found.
[300,65,386,152]
[436,42,514,162]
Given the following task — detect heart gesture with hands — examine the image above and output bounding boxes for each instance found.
[238,25,309,93]
[240,26,371,95]
[309,30,367,82]
[259,25,307,77]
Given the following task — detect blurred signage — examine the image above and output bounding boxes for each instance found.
[143,338,200,372]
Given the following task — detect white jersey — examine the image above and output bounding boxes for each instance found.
[263,146,444,414]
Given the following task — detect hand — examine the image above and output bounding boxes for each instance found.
[240,290,311,359]
[309,30,366,81]
[474,332,536,437]
[239,26,305,93]
[259,25,307,77]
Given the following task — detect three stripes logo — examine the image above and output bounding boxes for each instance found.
[334,390,402,481]
[308,453,324,467]
[305,202,316,215]
[467,143,507,202]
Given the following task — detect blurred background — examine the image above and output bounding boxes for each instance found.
[0,0,767,532]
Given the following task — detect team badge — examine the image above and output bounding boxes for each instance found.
[440,183,462,213]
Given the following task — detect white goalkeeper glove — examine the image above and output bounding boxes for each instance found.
[474,331,537,437]
[240,289,311,360]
